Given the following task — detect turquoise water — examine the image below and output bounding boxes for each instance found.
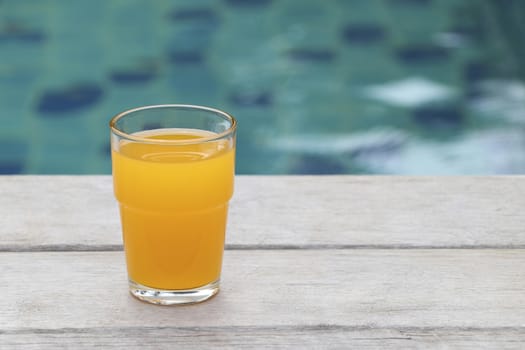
[0,0,524,174]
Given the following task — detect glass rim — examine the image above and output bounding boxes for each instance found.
[109,104,237,145]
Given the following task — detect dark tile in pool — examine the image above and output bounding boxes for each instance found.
[224,0,272,7]
[109,69,156,84]
[167,51,204,65]
[0,25,46,44]
[36,83,104,114]
[0,161,24,174]
[19,31,45,43]
[0,141,27,174]
[0,31,45,43]
[341,23,386,45]
[387,0,432,5]
[464,61,492,83]
[291,155,345,175]
[396,45,450,64]
[167,7,219,24]
[287,48,336,63]
[229,91,273,107]
[413,104,464,128]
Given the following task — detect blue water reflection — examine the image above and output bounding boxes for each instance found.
[0,0,523,174]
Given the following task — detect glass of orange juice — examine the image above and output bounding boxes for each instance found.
[109,105,236,305]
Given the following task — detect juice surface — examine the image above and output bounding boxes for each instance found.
[112,128,235,289]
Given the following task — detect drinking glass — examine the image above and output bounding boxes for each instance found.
[110,104,236,305]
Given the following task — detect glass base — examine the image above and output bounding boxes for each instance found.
[129,279,220,305]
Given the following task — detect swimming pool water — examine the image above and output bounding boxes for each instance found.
[0,0,524,174]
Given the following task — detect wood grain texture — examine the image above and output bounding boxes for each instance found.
[1,176,524,249]
[2,250,525,330]
[2,176,525,349]
[2,326,525,349]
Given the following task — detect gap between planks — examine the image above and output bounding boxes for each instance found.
[2,325,525,335]
[2,243,525,252]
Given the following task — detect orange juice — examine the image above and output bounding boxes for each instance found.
[112,129,235,290]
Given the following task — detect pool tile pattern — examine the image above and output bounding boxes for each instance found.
[0,0,524,174]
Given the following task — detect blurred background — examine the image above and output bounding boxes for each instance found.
[0,0,524,175]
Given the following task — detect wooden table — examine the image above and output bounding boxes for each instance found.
[1,176,524,349]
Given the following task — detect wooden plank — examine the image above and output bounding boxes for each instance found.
[1,176,119,248]
[1,250,524,330]
[1,176,524,249]
[2,326,525,349]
